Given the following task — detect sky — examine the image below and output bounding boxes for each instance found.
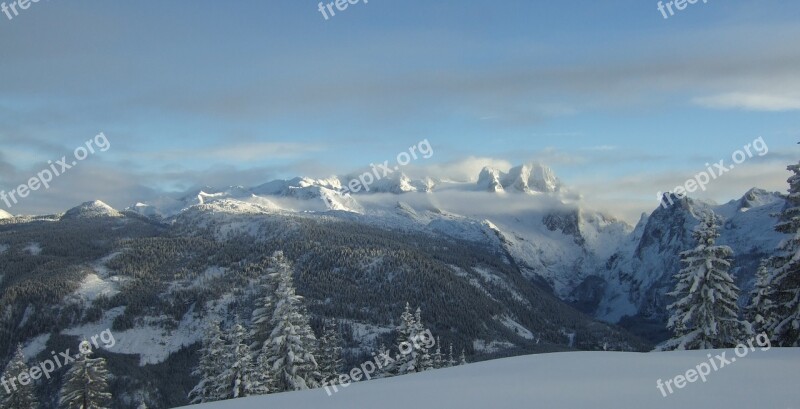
[0,0,798,221]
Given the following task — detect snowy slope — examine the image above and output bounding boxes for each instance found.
[0,209,12,219]
[62,200,123,219]
[179,348,800,409]
[127,164,631,300]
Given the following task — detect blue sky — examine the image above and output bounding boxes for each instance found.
[0,0,798,219]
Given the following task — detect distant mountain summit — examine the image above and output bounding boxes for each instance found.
[0,209,12,219]
[128,162,567,218]
[62,200,123,220]
[477,163,562,193]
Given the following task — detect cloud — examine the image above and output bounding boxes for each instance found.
[692,92,800,111]
[572,159,793,224]
[411,156,514,182]
[146,142,325,163]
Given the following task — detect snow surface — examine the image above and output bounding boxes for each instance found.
[22,333,51,358]
[498,315,535,340]
[24,242,42,255]
[74,273,121,302]
[63,307,204,366]
[0,209,12,219]
[168,266,228,292]
[66,253,127,306]
[180,349,800,409]
[62,200,122,219]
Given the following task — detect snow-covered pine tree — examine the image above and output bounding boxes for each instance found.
[0,344,38,409]
[393,303,417,375]
[459,349,467,366]
[250,260,277,352]
[414,308,434,372]
[418,346,433,372]
[663,213,750,350]
[747,261,779,336]
[375,344,394,378]
[317,320,343,384]
[431,337,444,370]
[189,318,227,404]
[217,320,268,399]
[768,160,800,346]
[248,260,279,395]
[446,344,456,368]
[136,402,148,409]
[59,346,112,409]
[264,252,321,392]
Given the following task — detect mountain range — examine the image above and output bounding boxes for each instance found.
[126,163,789,333]
[0,162,789,408]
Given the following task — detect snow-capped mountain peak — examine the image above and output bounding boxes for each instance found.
[62,200,123,220]
[476,163,562,194]
[735,187,783,211]
[0,209,12,219]
[477,167,505,193]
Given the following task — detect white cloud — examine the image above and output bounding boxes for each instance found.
[693,92,800,112]
[149,142,324,162]
[573,160,792,224]
[412,156,514,182]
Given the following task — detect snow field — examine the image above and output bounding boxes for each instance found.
[180,348,800,409]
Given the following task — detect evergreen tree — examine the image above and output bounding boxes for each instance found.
[218,321,269,399]
[317,320,343,384]
[0,344,38,409]
[418,347,433,372]
[375,344,394,378]
[394,303,418,375]
[446,344,456,368]
[189,319,227,404]
[414,308,433,371]
[747,262,779,335]
[250,260,277,351]
[459,349,467,366]
[264,252,321,392]
[767,160,800,346]
[59,346,112,409]
[249,260,279,395]
[431,337,444,370]
[136,402,148,409]
[663,214,750,350]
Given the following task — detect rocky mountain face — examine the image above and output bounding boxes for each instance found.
[590,189,787,341]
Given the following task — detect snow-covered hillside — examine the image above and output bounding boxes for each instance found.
[0,208,12,219]
[62,200,123,219]
[124,164,789,331]
[179,348,800,409]
[127,164,633,300]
